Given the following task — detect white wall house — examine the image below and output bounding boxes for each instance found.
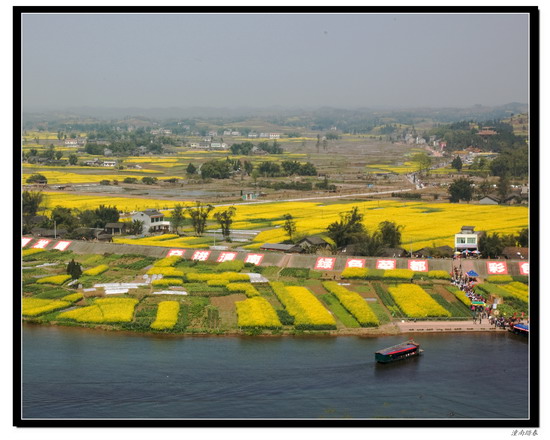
[454,226,481,251]
[130,209,171,234]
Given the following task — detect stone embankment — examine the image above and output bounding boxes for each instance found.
[395,320,508,333]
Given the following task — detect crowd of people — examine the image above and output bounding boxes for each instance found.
[451,266,526,328]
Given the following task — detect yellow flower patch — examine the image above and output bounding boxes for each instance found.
[82,264,109,276]
[22,297,71,316]
[36,274,72,285]
[322,281,379,327]
[152,278,184,287]
[236,297,282,328]
[388,284,451,318]
[226,283,260,297]
[340,267,368,279]
[147,267,184,277]
[270,282,336,329]
[58,297,139,323]
[151,301,180,330]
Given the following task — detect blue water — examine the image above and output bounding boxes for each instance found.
[21,325,529,419]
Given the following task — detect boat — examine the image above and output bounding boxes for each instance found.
[375,339,423,363]
[509,323,529,337]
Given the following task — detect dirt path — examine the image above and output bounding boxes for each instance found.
[210,293,246,328]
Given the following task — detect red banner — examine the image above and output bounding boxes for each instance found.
[345,258,366,268]
[519,262,529,276]
[217,252,237,263]
[486,261,508,275]
[32,239,51,249]
[314,257,336,270]
[244,253,264,266]
[167,249,186,257]
[53,240,72,251]
[376,259,396,270]
[22,237,32,247]
[408,259,429,272]
[191,250,211,261]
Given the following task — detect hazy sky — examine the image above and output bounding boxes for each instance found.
[21,12,530,110]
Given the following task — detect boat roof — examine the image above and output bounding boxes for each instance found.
[513,323,529,331]
[376,342,418,355]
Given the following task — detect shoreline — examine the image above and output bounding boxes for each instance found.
[22,319,512,338]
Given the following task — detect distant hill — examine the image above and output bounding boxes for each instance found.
[23,103,528,128]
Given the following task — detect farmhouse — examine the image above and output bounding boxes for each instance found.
[297,236,333,253]
[479,195,500,205]
[454,226,483,252]
[131,209,171,234]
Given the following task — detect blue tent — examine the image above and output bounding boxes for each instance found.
[466,270,479,277]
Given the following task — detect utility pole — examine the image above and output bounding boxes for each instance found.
[54,220,57,239]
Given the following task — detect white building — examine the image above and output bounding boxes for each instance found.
[64,139,79,147]
[130,209,171,234]
[454,226,482,251]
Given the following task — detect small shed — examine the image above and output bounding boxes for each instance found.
[260,243,303,253]
[104,222,126,235]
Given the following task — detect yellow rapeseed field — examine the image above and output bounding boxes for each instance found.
[38,195,527,250]
[150,301,180,330]
[58,297,139,323]
[235,297,282,328]
[22,297,71,316]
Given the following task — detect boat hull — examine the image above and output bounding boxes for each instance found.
[375,340,423,363]
[375,349,422,363]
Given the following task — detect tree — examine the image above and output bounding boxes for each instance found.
[448,177,473,203]
[186,202,214,236]
[411,152,432,175]
[243,160,253,175]
[478,233,504,258]
[22,190,46,218]
[282,214,297,242]
[517,228,528,248]
[378,221,403,248]
[128,219,145,235]
[201,160,231,179]
[142,176,158,185]
[476,179,493,199]
[258,161,281,177]
[326,206,365,248]
[353,231,385,256]
[66,259,82,280]
[51,206,79,232]
[186,163,197,175]
[497,174,510,201]
[451,156,463,172]
[68,154,78,165]
[299,162,317,176]
[55,151,63,161]
[79,205,119,228]
[94,205,119,227]
[213,206,236,240]
[170,204,186,235]
[26,173,47,184]
[44,145,55,160]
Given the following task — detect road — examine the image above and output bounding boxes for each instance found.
[198,187,417,209]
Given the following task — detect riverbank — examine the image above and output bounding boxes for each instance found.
[23,319,515,338]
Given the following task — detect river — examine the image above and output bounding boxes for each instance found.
[21,325,529,420]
